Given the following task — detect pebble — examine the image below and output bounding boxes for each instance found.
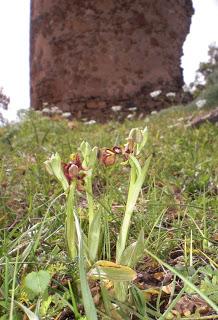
[111,105,122,112]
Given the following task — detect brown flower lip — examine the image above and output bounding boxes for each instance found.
[98,144,134,166]
[98,148,117,166]
[62,154,86,190]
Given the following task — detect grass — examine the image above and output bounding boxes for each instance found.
[0,103,218,319]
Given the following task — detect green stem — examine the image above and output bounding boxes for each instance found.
[116,186,140,263]
[68,280,81,319]
[66,181,77,259]
[116,156,151,263]
[116,160,139,263]
[86,175,94,227]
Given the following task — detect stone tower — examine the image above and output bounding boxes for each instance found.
[30,0,193,119]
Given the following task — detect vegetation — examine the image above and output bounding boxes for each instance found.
[0,87,10,124]
[191,44,218,108]
[0,102,218,319]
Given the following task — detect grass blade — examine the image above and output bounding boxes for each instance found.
[9,248,19,320]
[15,301,39,320]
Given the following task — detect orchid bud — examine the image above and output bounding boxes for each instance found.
[128,128,143,144]
[127,127,148,155]
[79,141,98,168]
[44,153,69,192]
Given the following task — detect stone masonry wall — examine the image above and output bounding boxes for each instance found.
[30,0,194,120]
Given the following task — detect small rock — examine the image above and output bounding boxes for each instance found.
[85,120,97,125]
[111,105,122,112]
[127,113,134,119]
[62,112,72,119]
[151,110,158,115]
[42,107,51,115]
[150,90,162,98]
[51,106,62,114]
[128,107,137,111]
[166,92,176,98]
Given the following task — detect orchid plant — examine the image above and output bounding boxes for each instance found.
[44,127,151,317]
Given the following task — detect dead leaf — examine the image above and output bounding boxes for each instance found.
[153,271,165,281]
[212,232,218,241]
[162,282,174,294]
[142,288,160,300]
[172,295,211,317]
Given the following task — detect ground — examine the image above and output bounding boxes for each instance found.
[0,103,217,319]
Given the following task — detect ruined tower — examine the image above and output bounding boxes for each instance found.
[30,0,193,119]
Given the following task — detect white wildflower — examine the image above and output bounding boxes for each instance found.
[150,90,162,98]
[196,99,207,109]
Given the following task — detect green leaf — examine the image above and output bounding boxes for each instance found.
[89,261,137,282]
[129,155,141,180]
[79,141,98,168]
[88,212,101,263]
[130,285,146,317]
[24,270,51,297]
[116,155,151,263]
[137,127,148,155]
[44,153,69,192]
[15,301,39,320]
[120,229,144,268]
[100,285,114,316]
[127,127,148,155]
[73,209,98,320]
[65,181,77,259]
[114,281,129,302]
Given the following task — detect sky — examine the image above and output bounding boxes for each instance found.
[0,0,218,121]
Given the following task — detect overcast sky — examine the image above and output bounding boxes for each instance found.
[1,0,218,120]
